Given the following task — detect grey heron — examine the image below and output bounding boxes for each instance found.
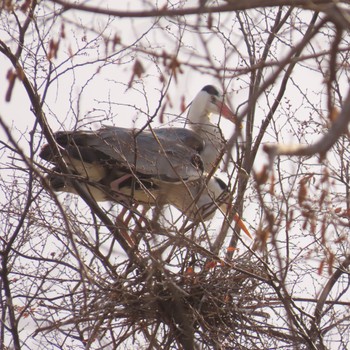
[39,85,243,224]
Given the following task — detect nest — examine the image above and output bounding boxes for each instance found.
[65,252,270,350]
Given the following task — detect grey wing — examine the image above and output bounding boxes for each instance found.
[40,127,204,183]
[97,127,204,182]
[154,128,204,153]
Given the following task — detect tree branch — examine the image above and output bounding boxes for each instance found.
[49,0,350,18]
[309,253,350,345]
[0,41,142,266]
[264,87,350,161]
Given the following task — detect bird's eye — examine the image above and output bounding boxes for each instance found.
[211,96,217,104]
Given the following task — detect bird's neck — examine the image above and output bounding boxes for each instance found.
[187,106,225,171]
[187,109,221,140]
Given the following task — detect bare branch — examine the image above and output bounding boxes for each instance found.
[49,0,350,19]
[264,88,350,160]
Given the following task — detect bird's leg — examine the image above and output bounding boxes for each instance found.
[115,206,136,247]
[139,206,151,227]
[128,205,151,244]
[110,174,132,192]
[115,203,152,247]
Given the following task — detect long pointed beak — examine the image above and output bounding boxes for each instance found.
[233,213,252,239]
[217,101,238,124]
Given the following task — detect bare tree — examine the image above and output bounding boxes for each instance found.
[1,1,350,349]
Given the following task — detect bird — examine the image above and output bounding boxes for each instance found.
[39,85,238,222]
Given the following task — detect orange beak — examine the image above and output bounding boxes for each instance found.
[233,213,252,239]
[216,100,239,125]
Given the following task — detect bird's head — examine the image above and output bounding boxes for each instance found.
[191,176,229,221]
[198,176,252,238]
[188,85,237,125]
